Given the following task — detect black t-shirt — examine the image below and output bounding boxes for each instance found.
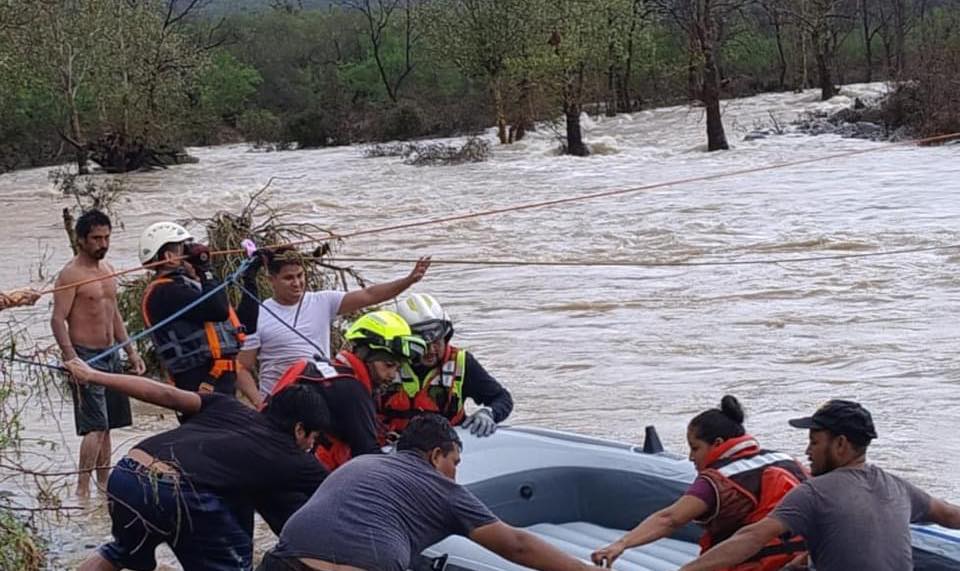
[136,394,327,530]
[318,375,382,458]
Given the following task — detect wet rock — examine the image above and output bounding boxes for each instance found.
[362,137,490,166]
[889,125,913,142]
[853,121,883,139]
[791,93,914,142]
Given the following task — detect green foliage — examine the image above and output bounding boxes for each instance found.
[2,0,960,165]
[0,510,44,571]
[722,27,781,85]
[200,51,263,123]
[381,104,425,140]
[238,109,283,147]
[285,109,347,148]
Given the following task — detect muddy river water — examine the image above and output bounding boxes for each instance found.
[1,83,958,567]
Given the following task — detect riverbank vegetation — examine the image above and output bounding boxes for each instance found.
[0,329,53,571]
[1,0,958,171]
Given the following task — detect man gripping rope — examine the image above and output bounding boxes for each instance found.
[138,221,260,404]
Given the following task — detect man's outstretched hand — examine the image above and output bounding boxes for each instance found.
[407,256,432,283]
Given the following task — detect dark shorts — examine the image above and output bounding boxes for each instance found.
[99,457,252,571]
[70,346,133,436]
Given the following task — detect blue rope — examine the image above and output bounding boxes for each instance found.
[84,260,253,366]
[236,282,328,361]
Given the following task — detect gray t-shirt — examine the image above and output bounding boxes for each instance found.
[274,451,498,571]
[772,464,931,571]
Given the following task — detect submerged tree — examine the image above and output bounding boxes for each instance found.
[7,0,237,172]
[654,0,748,150]
[422,0,535,144]
[788,0,855,100]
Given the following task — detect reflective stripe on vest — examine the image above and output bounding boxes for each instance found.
[718,452,795,478]
[141,275,243,377]
[381,346,467,431]
[694,436,808,571]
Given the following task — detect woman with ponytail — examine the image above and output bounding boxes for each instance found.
[592,396,809,570]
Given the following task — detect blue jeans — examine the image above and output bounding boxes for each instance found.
[98,457,253,571]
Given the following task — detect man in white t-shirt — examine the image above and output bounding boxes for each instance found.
[237,247,431,405]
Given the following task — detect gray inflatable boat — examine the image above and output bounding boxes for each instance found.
[422,426,960,571]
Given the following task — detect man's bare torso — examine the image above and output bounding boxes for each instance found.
[60,258,118,349]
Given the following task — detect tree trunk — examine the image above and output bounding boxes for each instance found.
[687,32,700,101]
[509,76,532,143]
[62,208,78,255]
[605,65,617,117]
[797,0,810,92]
[815,41,836,100]
[564,104,589,156]
[615,73,631,113]
[698,20,728,152]
[622,2,638,112]
[892,0,906,77]
[702,51,729,151]
[772,17,788,90]
[69,108,89,175]
[862,0,874,83]
[492,80,508,144]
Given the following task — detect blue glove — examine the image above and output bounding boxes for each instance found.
[462,407,497,437]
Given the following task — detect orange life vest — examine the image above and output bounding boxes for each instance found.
[694,434,809,571]
[378,345,467,434]
[141,273,244,392]
[268,351,373,472]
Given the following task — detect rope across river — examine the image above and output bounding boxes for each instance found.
[35,130,960,297]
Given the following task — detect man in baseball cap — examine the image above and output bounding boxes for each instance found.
[679,399,960,571]
[787,399,877,475]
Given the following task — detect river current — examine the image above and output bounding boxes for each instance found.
[1,83,958,567]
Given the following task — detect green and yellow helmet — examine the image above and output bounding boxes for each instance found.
[345,310,427,362]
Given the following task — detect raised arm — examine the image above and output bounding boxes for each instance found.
[337,257,431,315]
[592,495,708,566]
[64,358,201,415]
[471,521,592,571]
[678,517,787,571]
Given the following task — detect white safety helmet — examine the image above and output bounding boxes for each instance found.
[138,221,192,264]
[395,293,454,343]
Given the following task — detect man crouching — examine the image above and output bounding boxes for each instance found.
[259,414,595,571]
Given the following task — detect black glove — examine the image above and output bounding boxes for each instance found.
[244,250,266,278]
[184,242,211,273]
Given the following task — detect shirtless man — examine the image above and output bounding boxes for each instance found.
[51,209,146,497]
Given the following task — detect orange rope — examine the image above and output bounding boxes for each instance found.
[37,131,960,295]
[325,244,960,268]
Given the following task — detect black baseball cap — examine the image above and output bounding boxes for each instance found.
[788,400,878,442]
